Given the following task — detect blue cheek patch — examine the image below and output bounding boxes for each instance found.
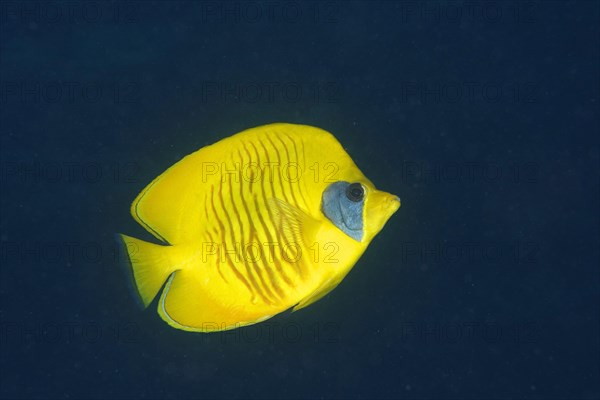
[321,181,364,242]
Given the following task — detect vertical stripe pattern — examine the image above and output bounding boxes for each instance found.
[201,127,312,306]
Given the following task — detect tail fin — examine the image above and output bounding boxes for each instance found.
[116,233,184,308]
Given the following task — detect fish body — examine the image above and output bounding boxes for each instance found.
[119,123,400,332]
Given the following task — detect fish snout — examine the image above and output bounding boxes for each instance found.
[387,194,402,211]
[368,190,401,216]
[377,191,401,213]
[387,193,401,214]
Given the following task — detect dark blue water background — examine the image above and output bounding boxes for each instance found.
[1,1,598,399]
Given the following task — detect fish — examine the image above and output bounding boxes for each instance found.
[117,123,400,332]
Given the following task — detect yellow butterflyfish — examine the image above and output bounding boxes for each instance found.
[118,123,400,332]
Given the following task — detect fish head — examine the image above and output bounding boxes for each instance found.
[321,179,400,244]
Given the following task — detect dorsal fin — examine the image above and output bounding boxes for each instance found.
[131,149,210,245]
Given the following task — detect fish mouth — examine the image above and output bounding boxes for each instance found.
[381,193,401,222]
[363,190,401,240]
[373,190,401,215]
[389,195,401,213]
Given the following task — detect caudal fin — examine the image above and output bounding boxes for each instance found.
[116,233,183,308]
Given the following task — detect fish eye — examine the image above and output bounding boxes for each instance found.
[346,183,364,202]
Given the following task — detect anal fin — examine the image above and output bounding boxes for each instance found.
[157,270,272,332]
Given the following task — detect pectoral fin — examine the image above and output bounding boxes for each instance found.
[266,198,321,248]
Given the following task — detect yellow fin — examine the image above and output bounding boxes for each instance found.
[118,234,188,308]
[266,198,321,248]
[130,149,213,245]
[157,270,272,332]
